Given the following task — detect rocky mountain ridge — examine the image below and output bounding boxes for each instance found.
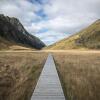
[0,14,45,49]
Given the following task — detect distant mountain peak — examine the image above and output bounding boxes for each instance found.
[0,14,45,50]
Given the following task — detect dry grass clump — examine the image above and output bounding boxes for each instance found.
[53,51,100,100]
[0,52,47,100]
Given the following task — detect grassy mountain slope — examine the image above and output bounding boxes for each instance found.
[0,36,11,50]
[47,20,100,50]
[0,36,35,50]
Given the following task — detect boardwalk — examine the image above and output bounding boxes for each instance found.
[31,54,65,100]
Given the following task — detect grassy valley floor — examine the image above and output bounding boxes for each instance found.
[0,50,100,100]
[53,51,100,100]
[0,52,47,100]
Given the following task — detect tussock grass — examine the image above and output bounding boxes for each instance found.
[53,51,100,100]
[0,52,47,100]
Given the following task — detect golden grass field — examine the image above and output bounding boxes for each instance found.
[0,50,100,100]
[53,51,100,100]
[0,52,47,100]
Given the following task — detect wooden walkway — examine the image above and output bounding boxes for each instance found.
[31,54,65,100]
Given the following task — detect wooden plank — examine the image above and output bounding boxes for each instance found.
[31,54,65,100]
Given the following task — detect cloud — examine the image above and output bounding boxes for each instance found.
[42,0,100,32]
[0,0,100,45]
[0,0,42,25]
[35,30,68,45]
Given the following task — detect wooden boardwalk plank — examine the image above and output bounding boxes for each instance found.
[31,54,65,100]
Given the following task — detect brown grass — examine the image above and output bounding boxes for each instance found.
[53,51,100,100]
[0,52,47,100]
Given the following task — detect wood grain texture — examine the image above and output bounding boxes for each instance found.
[31,54,65,100]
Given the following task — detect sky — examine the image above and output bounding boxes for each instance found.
[0,0,100,45]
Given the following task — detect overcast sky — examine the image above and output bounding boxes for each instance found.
[0,0,100,45]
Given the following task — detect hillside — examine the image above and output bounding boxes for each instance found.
[47,20,100,50]
[0,14,45,50]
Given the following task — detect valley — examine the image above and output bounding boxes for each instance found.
[0,50,100,100]
[0,13,100,100]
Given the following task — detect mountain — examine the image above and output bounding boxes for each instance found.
[0,14,45,50]
[47,20,100,50]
